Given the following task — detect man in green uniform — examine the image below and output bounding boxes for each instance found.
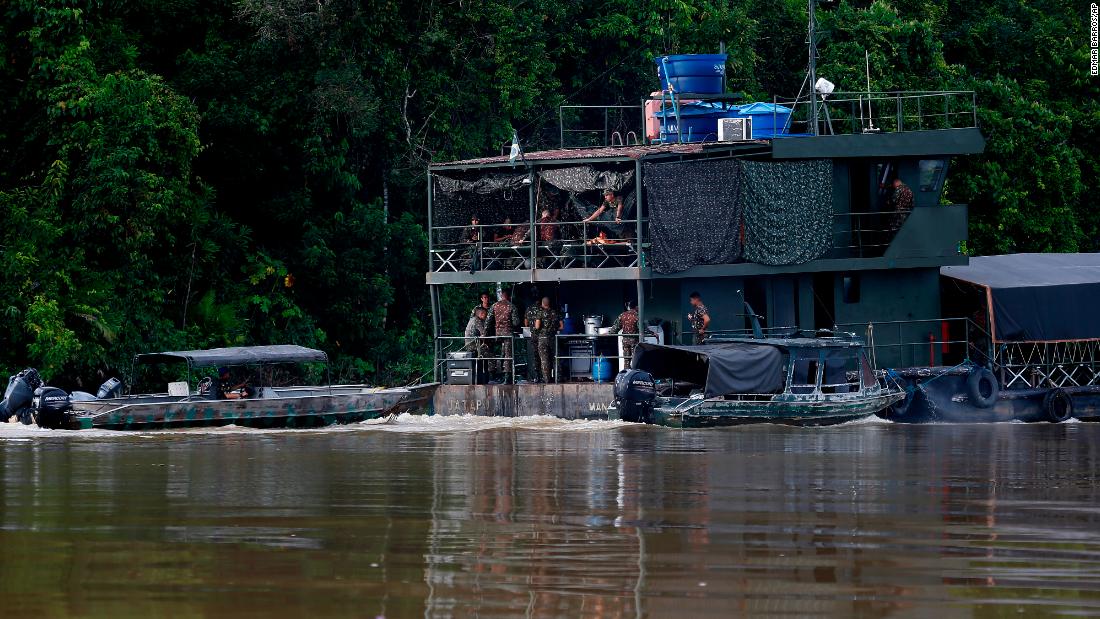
[533,296,562,383]
[610,300,640,364]
[687,291,710,345]
[524,298,543,381]
[487,290,520,382]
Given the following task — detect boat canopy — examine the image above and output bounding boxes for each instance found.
[135,345,329,367]
[632,342,786,398]
[942,253,1100,342]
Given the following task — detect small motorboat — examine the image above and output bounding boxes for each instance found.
[2,345,437,430]
[608,332,904,427]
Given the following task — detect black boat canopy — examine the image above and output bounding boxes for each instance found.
[942,253,1100,342]
[135,345,329,367]
[632,342,786,398]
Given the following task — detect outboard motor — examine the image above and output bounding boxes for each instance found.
[613,369,657,423]
[96,377,123,399]
[33,386,72,429]
[1,368,44,425]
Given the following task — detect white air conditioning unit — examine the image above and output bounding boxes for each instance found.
[718,117,752,142]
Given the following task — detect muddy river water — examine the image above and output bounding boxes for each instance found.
[2,416,1099,617]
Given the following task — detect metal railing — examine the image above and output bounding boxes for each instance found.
[558,105,645,149]
[837,318,991,370]
[553,333,633,384]
[434,333,638,384]
[429,220,646,273]
[828,211,905,259]
[993,340,1100,389]
[437,335,523,384]
[777,90,978,137]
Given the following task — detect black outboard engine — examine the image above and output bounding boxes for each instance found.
[613,369,657,423]
[33,386,72,429]
[1,368,44,425]
[96,377,123,399]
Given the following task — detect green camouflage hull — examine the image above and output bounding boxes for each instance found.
[61,384,437,431]
[610,391,904,428]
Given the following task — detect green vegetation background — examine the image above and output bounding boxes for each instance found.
[1,0,1095,388]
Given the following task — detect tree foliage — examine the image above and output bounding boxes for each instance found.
[0,0,1093,385]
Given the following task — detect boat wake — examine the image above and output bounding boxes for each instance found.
[0,413,639,440]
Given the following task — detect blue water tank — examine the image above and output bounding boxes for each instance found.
[655,54,727,94]
[732,102,794,138]
[592,357,612,383]
[654,102,726,142]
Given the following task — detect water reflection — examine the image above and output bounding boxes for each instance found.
[1,420,1100,617]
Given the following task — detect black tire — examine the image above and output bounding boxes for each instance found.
[886,377,913,418]
[1043,388,1073,423]
[966,367,999,409]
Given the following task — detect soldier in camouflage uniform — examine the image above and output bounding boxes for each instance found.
[687,291,710,345]
[533,296,562,383]
[464,306,491,375]
[888,177,914,230]
[487,290,520,382]
[610,300,640,364]
[524,300,542,381]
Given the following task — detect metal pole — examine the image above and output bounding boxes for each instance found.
[559,107,565,148]
[808,0,819,136]
[896,94,903,132]
[635,158,644,267]
[430,284,441,383]
[636,278,645,364]
[604,107,609,148]
[528,171,536,271]
[427,172,433,257]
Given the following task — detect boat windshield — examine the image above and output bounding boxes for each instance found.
[787,347,865,394]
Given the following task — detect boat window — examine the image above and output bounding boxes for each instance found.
[789,357,819,394]
[919,159,947,192]
[821,356,860,394]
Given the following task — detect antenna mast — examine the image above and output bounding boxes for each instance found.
[807,0,819,136]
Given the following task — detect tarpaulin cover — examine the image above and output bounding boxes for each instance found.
[740,160,833,265]
[631,341,785,398]
[645,159,743,273]
[942,253,1100,342]
[136,345,328,367]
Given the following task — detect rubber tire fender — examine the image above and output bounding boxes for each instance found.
[966,367,999,409]
[1043,388,1073,423]
[886,377,913,419]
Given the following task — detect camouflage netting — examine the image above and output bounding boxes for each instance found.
[741,160,833,266]
[645,159,743,274]
[645,159,833,273]
[432,166,636,244]
[538,166,636,240]
[432,173,530,244]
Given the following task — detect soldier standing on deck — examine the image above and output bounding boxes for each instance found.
[488,290,520,383]
[610,300,640,364]
[464,307,491,377]
[524,295,543,381]
[687,291,711,345]
[533,296,562,383]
